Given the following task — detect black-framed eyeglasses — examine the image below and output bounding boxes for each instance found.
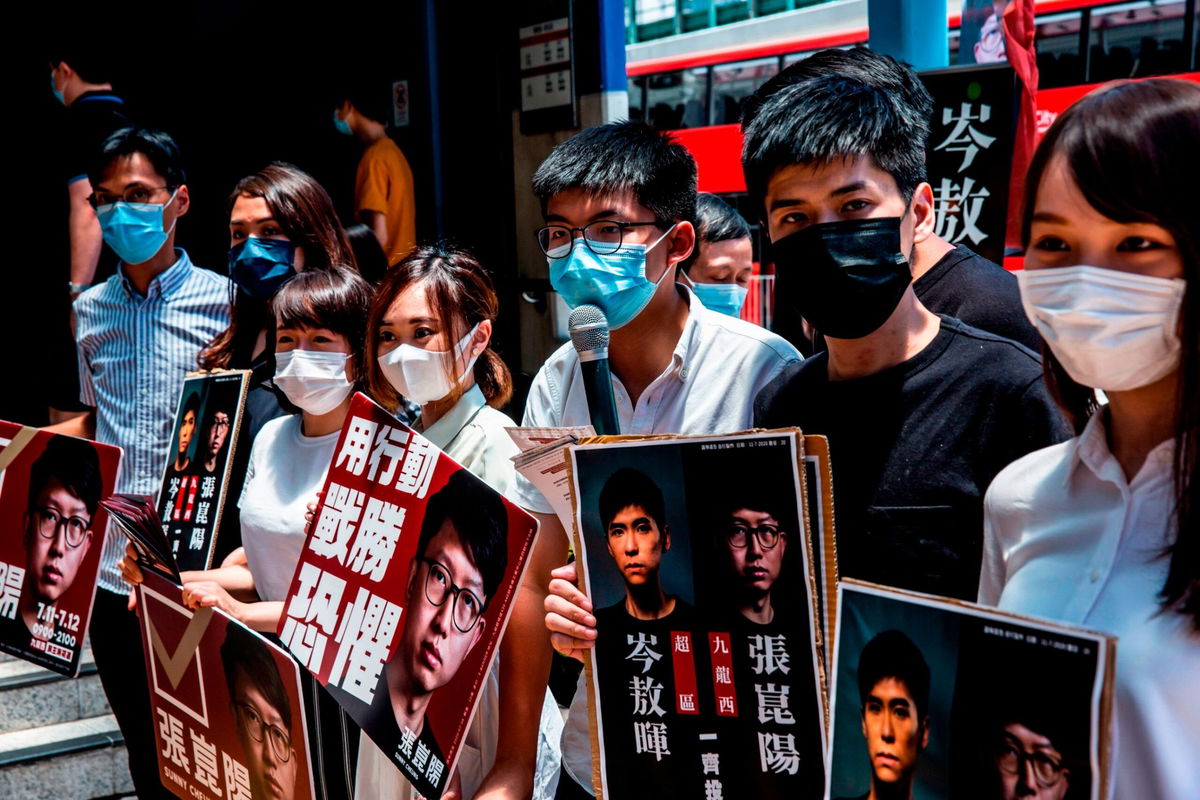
[87,184,174,208]
[726,522,784,550]
[994,740,1067,788]
[422,556,486,633]
[32,507,90,548]
[536,220,661,258]
[235,701,293,763]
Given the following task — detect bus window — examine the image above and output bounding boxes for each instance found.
[711,57,780,125]
[628,76,647,123]
[646,67,710,129]
[1087,1,1189,82]
[1036,11,1087,88]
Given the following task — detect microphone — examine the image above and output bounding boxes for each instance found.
[569,304,621,436]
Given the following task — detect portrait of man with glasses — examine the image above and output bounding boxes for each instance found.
[713,493,790,627]
[220,622,299,800]
[2,435,101,650]
[364,468,509,777]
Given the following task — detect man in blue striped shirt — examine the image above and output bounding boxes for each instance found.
[49,127,231,798]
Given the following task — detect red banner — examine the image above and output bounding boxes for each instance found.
[278,393,538,798]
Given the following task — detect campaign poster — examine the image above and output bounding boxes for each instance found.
[0,423,121,676]
[803,435,837,673]
[827,580,1114,800]
[569,431,828,799]
[958,0,1011,66]
[278,393,539,799]
[138,569,316,800]
[921,62,1017,266]
[157,371,250,571]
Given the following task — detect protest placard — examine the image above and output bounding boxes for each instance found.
[138,569,316,800]
[278,393,539,798]
[156,370,250,571]
[827,579,1115,800]
[568,430,829,799]
[0,423,121,675]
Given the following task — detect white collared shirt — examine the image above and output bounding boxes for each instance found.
[980,411,1200,800]
[512,287,802,514]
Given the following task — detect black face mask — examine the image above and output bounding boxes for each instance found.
[770,217,912,340]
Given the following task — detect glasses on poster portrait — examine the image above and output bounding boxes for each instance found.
[994,739,1067,788]
[725,522,784,550]
[87,184,176,208]
[235,701,293,763]
[421,556,486,633]
[209,418,232,430]
[536,220,661,258]
[33,507,91,548]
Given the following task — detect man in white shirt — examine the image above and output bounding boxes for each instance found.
[493,121,800,798]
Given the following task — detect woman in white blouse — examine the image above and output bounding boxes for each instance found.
[979,78,1199,799]
[356,244,562,799]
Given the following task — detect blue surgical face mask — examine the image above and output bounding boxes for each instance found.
[548,224,677,329]
[691,282,749,318]
[51,70,65,105]
[333,109,353,136]
[95,189,179,265]
[228,237,297,299]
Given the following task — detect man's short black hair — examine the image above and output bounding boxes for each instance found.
[339,76,391,127]
[220,623,292,732]
[683,194,751,273]
[857,629,931,721]
[89,127,187,190]
[740,47,933,143]
[416,469,509,603]
[27,435,102,518]
[598,468,667,532]
[532,121,697,229]
[742,73,930,212]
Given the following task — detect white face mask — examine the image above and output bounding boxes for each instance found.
[377,323,480,405]
[1017,265,1186,391]
[273,349,354,416]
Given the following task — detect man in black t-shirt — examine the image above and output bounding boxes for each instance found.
[48,44,130,419]
[742,64,1070,601]
[742,47,1039,352]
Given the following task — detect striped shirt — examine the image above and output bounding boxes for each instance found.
[75,249,232,593]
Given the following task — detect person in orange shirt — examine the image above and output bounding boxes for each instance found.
[334,82,416,265]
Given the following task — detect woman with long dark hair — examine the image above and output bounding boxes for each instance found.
[979,78,1199,798]
[199,163,357,562]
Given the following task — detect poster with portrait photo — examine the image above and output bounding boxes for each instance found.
[277,393,539,799]
[137,569,316,800]
[156,370,250,571]
[568,430,828,800]
[827,580,1114,800]
[0,422,121,676]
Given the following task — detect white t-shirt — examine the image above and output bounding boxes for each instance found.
[518,288,802,792]
[239,414,340,603]
[980,410,1200,800]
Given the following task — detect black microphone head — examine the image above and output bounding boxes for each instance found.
[569,304,609,354]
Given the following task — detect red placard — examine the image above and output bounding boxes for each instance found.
[0,423,122,676]
[278,393,538,799]
[138,569,316,800]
